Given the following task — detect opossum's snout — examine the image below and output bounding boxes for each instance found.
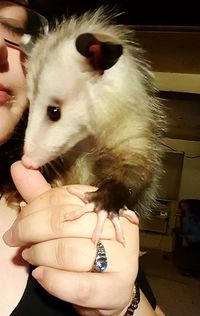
[21,154,40,170]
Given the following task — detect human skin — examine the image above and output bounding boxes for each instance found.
[3,161,164,315]
[0,5,29,312]
[3,161,139,315]
[0,2,28,145]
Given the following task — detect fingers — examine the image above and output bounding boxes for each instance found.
[19,187,86,217]
[18,185,99,219]
[4,196,139,247]
[10,161,98,212]
[11,161,51,203]
[22,238,97,272]
[21,238,132,273]
[3,205,116,246]
[32,267,135,310]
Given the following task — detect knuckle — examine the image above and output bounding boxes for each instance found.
[49,209,62,234]
[49,205,67,234]
[48,187,66,205]
[55,239,76,268]
[47,189,70,234]
[14,220,26,243]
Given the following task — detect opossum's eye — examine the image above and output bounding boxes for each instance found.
[47,105,61,121]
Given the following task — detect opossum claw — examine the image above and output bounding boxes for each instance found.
[119,208,140,225]
[66,186,89,203]
[64,203,94,221]
[91,210,108,245]
[92,211,125,246]
[109,212,125,246]
[65,187,138,245]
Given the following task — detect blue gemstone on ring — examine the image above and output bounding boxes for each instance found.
[96,260,107,272]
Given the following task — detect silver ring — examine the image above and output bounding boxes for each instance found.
[92,240,108,272]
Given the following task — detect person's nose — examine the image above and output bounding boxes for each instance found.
[0,37,8,67]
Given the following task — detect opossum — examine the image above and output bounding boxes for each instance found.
[21,7,166,244]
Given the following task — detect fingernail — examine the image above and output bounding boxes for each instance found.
[32,267,44,281]
[3,228,13,244]
[22,248,29,260]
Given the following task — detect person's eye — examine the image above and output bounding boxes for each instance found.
[0,18,25,35]
[0,22,24,35]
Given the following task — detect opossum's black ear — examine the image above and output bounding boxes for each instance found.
[75,33,123,71]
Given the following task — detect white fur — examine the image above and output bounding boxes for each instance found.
[23,8,164,178]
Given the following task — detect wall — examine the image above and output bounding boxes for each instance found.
[140,139,200,252]
[164,138,200,200]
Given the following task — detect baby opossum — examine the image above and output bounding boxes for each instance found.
[22,7,165,244]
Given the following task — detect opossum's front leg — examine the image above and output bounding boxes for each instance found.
[66,180,139,245]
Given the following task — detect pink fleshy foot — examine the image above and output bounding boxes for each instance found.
[65,187,139,246]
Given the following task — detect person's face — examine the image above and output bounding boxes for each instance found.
[0,1,28,145]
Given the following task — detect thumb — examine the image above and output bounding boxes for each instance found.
[11,160,51,203]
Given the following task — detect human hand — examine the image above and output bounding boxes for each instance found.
[3,161,139,316]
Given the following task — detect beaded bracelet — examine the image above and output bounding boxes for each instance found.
[124,283,140,315]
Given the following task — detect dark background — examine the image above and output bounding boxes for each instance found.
[29,0,200,26]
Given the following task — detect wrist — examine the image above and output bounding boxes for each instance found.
[123,283,140,316]
[119,301,132,316]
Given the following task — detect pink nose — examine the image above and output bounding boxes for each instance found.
[21,155,39,170]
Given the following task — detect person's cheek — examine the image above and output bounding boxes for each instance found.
[20,51,27,75]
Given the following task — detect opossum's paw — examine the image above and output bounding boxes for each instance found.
[91,209,125,245]
[85,180,130,214]
[64,202,95,221]
[91,208,140,246]
[65,184,139,245]
[119,207,140,225]
[85,183,139,245]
